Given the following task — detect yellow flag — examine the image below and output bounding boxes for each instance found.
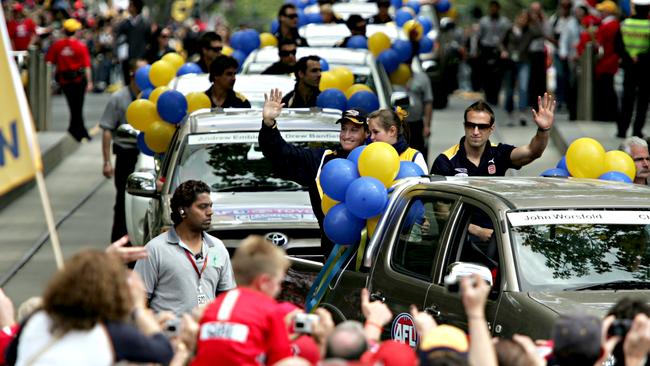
[0,8,43,196]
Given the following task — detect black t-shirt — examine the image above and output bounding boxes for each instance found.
[431,137,520,176]
[204,86,251,108]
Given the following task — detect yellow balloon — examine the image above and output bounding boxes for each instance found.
[126,99,158,131]
[185,92,212,113]
[259,32,278,48]
[367,32,391,57]
[367,215,380,238]
[222,45,234,56]
[390,63,412,86]
[331,67,355,92]
[162,52,185,71]
[403,19,424,40]
[604,150,636,181]
[319,71,341,91]
[566,137,607,178]
[149,60,176,87]
[149,86,171,105]
[321,195,339,215]
[345,84,374,99]
[144,120,177,153]
[358,142,400,187]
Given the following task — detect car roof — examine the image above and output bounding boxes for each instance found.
[248,46,371,67]
[424,177,650,210]
[302,2,379,21]
[298,23,402,47]
[186,108,343,134]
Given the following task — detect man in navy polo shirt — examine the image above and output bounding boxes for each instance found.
[431,93,556,176]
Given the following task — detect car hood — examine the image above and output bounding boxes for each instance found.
[528,291,650,317]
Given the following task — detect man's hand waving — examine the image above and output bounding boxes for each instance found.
[531,92,556,131]
[263,88,285,127]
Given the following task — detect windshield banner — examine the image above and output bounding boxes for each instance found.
[507,211,650,226]
[188,131,340,145]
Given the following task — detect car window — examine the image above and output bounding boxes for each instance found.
[391,197,455,281]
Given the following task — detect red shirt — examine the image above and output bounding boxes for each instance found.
[191,288,292,366]
[45,37,91,73]
[7,18,36,51]
[594,17,620,76]
[0,325,18,365]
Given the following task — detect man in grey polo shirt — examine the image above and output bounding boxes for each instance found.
[135,180,236,315]
[100,58,147,243]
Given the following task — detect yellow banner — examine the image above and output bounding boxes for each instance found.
[0,7,43,196]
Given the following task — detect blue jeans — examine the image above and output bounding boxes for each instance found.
[503,60,530,113]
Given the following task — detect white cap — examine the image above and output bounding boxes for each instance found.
[632,0,650,5]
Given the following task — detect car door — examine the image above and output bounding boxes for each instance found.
[424,197,504,333]
[368,190,459,348]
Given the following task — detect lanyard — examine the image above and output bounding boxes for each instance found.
[183,249,209,280]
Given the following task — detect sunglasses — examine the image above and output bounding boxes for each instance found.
[208,46,223,52]
[284,13,298,19]
[464,121,493,130]
[279,49,297,57]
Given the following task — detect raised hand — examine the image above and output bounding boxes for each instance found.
[531,92,556,130]
[263,88,285,126]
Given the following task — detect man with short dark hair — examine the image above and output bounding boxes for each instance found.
[281,55,321,107]
[274,4,309,47]
[134,180,235,315]
[367,0,392,24]
[337,14,367,47]
[196,31,223,73]
[204,55,251,108]
[262,38,297,75]
[431,93,556,176]
[116,0,151,85]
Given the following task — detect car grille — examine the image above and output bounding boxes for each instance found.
[208,228,322,261]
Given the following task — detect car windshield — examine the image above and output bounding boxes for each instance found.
[508,210,650,291]
[171,131,339,193]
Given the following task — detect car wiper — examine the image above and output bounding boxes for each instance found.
[564,280,650,291]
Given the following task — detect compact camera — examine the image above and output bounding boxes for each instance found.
[293,313,319,334]
[607,319,633,338]
[443,262,493,293]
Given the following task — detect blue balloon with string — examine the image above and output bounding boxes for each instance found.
[348,91,379,113]
[176,62,202,76]
[377,49,399,73]
[345,177,388,219]
[396,161,425,179]
[320,158,359,201]
[140,88,153,99]
[134,64,153,91]
[395,8,414,27]
[347,35,368,49]
[320,58,330,71]
[137,133,154,156]
[418,16,433,34]
[599,171,632,183]
[392,40,413,63]
[324,203,366,245]
[316,88,347,111]
[270,19,279,34]
[406,0,421,14]
[347,145,366,165]
[419,37,433,54]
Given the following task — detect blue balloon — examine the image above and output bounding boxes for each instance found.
[377,49,400,73]
[419,36,433,54]
[418,16,433,34]
[137,133,154,156]
[305,12,323,24]
[347,145,366,165]
[157,90,188,124]
[395,8,414,27]
[242,29,261,54]
[435,0,451,13]
[404,200,425,228]
[140,87,153,99]
[297,8,308,27]
[270,19,280,34]
[176,62,203,76]
[345,177,389,219]
[135,64,153,91]
[348,91,380,113]
[599,171,632,183]
[540,168,570,177]
[320,58,330,71]
[231,50,247,70]
[320,158,360,201]
[317,88,347,111]
[396,161,425,179]
[295,0,308,8]
[391,0,402,9]
[324,203,366,245]
[347,35,368,49]
[556,156,568,171]
[392,39,413,63]
[230,31,246,51]
[406,0,421,14]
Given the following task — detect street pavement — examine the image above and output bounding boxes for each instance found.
[0,88,645,306]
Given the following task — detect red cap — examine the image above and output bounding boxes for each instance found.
[12,3,24,12]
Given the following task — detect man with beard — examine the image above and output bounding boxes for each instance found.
[204,55,250,108]
[281,56,321,107]
[621,137,650,185]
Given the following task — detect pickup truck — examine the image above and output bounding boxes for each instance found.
[285,176,650,347]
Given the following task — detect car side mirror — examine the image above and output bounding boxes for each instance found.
[443,262,493,293]
[114,123,138,146]
[390,91,410,109]
[126,172,158,198]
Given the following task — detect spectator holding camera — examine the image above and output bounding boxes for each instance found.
[602,298,650,366]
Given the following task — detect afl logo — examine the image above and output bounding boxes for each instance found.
[391,313,418,348]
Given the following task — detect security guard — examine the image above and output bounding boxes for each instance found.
[616,0,650,138]
[204,55,251,108]
[431,94,555,176]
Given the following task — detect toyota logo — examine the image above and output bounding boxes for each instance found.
[265,232,289,247]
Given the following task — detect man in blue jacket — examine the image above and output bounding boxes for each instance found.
[259,88,369,259]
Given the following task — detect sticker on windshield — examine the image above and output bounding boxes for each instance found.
[213,208,317,222]
[188,132,340,145]
[507,211,650,226]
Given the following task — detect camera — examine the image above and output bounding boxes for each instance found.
[164,317,181,338]
[293,313,319,334]
[443,262,493,293]
[607,319,633,338]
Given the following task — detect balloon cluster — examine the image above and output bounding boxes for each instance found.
[316,66,380,112]
[541,137,636,183]
[128,59,211,155]
[320,142,425,245]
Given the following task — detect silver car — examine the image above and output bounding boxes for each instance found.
[126,108,342,259]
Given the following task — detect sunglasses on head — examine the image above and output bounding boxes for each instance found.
[464,121,493,130]
[285,13,298,19]
[279,49,297,57]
